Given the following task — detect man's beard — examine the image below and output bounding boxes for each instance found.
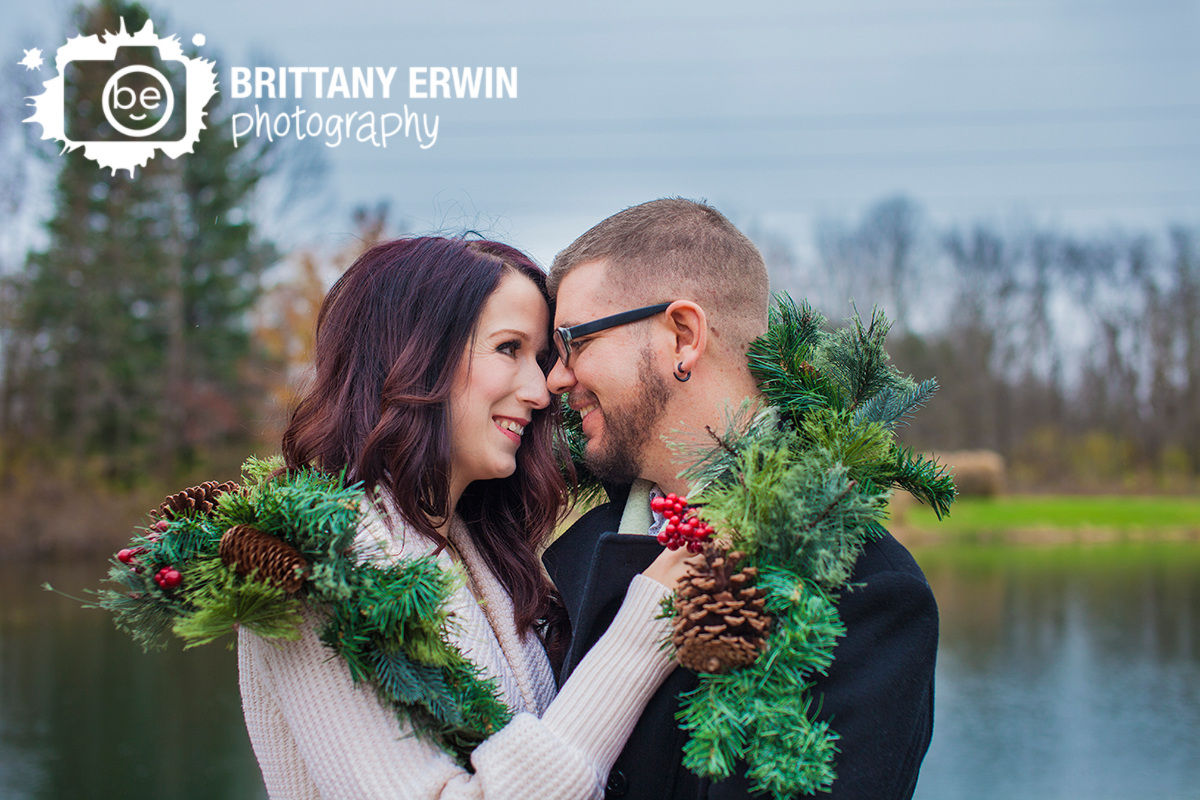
[584,347,672,486]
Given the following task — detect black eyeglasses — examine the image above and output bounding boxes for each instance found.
[554,302,673,366]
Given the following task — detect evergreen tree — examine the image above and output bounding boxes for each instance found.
[11,0,279,481]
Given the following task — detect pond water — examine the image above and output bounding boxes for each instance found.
[913,543,1200,800]
[2,543,1198,799]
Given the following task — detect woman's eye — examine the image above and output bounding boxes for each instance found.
[497,340,520,356]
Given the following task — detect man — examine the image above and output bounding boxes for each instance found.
[542,198,938,799]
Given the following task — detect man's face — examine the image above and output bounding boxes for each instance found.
[547,260,672,485]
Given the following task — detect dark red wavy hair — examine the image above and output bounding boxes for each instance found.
[281,237,570,649]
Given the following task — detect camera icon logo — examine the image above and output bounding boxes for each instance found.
[63,45,189,144]
[25,18,217,176]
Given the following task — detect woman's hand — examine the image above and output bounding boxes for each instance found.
[641,545,700,590]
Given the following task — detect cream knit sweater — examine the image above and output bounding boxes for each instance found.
[238,500,675,800]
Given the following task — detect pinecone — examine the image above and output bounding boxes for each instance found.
[673,544,771,674]
[219,524,309,593]
[151,480,240,520]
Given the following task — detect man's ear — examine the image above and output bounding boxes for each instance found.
[664,300,707,374]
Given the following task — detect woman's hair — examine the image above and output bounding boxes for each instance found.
[281,236,570,652]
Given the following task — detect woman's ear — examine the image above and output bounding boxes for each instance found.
[664,300,707,374]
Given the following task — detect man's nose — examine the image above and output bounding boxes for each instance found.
[546,356,575,396]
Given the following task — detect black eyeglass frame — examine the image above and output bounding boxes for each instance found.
[554,302,673,365]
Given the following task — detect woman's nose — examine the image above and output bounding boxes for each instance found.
[519,361,552,409]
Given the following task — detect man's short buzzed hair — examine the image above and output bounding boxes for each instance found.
[549,198,769,356]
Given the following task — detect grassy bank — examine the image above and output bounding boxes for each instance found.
[893,494,1200,545]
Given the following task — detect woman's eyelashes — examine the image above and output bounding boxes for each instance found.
[497,339,521,356]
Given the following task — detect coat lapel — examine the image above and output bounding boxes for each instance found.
[542,483,663,683]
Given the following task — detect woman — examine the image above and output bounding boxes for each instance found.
[238,237,688,799]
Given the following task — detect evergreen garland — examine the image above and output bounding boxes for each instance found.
[569,293,956,799]
[91,458,511,764]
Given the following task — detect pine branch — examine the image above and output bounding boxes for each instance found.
[372,647,462,726]
[800,480,857,534]
[818,305,895,411]
[172,561,303,648]
[747,295,837,420]
[852,377,940,430]
[673,403,779,493]
[705,425,740,458]
[798,407,893,483]
[881,445,957,519]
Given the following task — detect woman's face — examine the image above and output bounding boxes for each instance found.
[448,270,552,499]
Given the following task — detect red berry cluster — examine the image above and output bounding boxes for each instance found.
[154,566,183,590]
[650,493,714,553]
[147,519,170,542]
[115,520,182,588]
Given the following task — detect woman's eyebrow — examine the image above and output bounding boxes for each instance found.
[489,328,531,340]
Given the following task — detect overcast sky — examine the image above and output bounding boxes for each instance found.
[7,0,1200,268]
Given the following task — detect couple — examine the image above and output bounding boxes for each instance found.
[238,199,938,799]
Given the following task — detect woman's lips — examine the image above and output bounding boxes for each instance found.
[494,416,527,444]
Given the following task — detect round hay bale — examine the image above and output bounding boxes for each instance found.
[935,450,1006,497]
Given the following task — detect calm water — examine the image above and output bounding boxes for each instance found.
[914,543,1200,800]
[0,564,267,800]
[2,544,1198,799]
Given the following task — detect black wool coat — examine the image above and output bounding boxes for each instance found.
[542,484,938,800]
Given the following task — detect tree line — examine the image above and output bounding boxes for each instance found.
[768,196,1200,490]
[2,5,1195,497]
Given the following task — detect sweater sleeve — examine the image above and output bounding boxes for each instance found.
[240,574,675,800]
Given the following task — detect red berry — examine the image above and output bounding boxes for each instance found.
[152,520,170,533]
[657,532,670,545]
[665,493,678,503]
[687,541,703,554]
[650,497,666,513]
[117,548,136,564]
[154,566,183,590]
